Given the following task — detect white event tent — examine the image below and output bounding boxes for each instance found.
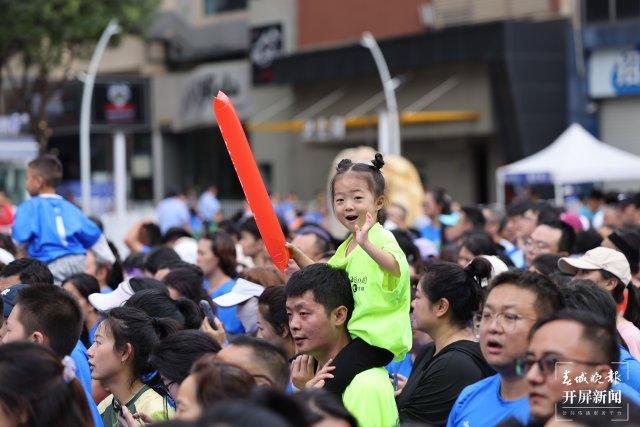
[496,123,640,205]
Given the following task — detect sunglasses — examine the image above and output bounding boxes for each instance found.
[516,355,605,377]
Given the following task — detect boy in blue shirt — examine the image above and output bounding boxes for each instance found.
[12,155,114,284]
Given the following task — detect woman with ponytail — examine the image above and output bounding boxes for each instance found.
[88,306,177,426]
[0,342,94,427]
[125,289,203,330]
[396,259,495,426]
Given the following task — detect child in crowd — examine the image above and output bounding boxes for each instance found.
[12,155,115,284]
[288,153,412,395]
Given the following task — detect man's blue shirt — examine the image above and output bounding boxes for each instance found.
[446,374,529,427]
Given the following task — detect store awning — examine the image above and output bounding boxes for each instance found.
[248,74,480,135]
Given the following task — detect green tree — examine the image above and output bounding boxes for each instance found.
[0,0,159,151]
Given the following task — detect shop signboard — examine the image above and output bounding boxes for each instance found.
[589,47,640,98]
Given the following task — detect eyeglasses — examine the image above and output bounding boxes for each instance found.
[524,237,551,252]
[473,311,536,333]
[516,355,606,378]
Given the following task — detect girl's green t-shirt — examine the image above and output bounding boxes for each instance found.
[328,222,412,360]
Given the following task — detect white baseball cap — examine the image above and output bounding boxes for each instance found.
[88,278,165,312]
[558,247,631,285]
[213,278,265,308]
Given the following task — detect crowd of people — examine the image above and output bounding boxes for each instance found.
[1,154,640,426]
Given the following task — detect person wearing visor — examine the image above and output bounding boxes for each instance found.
[213,278,265,336]
[558,246,640,360]
[88,277,166,312]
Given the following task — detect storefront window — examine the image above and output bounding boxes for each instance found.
[616,0,640,19]
[584,0,640,23]
[585,0,611,23]
[203,0,247,15]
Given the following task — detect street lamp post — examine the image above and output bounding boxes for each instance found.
[80,19,120,214]
[360,31,401,155]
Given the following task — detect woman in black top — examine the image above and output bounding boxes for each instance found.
[396,258,495,426]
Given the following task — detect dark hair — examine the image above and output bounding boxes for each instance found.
[218,219,240,241]
[460,231,496,257]
[62,273,100,348]
[461,206,486,229]
[561,280,618,327]
[0,342,92,427]
[199,401,291,427]
[149,330,221,384]
[428,188,452,215]
[238,216,259,240]
[609,229,640,275]
[249,387,309,427]
[101,306,178,383]
[163,266,215,310]
[589,189,605,200]
[601,270,640,329]
[16,285,82,358]
[295,389,358,427]
[296,223,335,253]
[420,259,489,327]
[229,336,290,391]
[529,202,560,225]
[572,229,603,255]
[190,355,255,405]
[143,247,181,275]
[105,241,124,290]
[488,270,565,318]
[239,215,290,242]
[0,233,16,257]
[123,252,145,274]
[258,286,289,336]
[391,229,421,265]
[0,258,54,285]
[28,155,63,187]
[331,153,386,221]
[506,200,531,218]
[162,227,192,245]
[539,220,576,254]
[530,254,562,278]
[200,231,238,278]
[239,266,285,287]
[286,263,354,322]
[125,289,202,330]
[531,310,620,366]
[62,273,100,299]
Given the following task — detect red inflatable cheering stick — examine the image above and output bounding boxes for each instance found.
[213,91,289,271]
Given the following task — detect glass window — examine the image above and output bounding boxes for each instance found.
[203,0,247,15]
[616,0,640,19]
[585,0,611,22]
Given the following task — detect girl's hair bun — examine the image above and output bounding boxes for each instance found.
[336,159,353,172]
[371,153,385,170]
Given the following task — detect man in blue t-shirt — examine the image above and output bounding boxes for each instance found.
[1,284,103,427]
[447,270,564,427]
[524,311,638,424]
[12,155,114,284]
